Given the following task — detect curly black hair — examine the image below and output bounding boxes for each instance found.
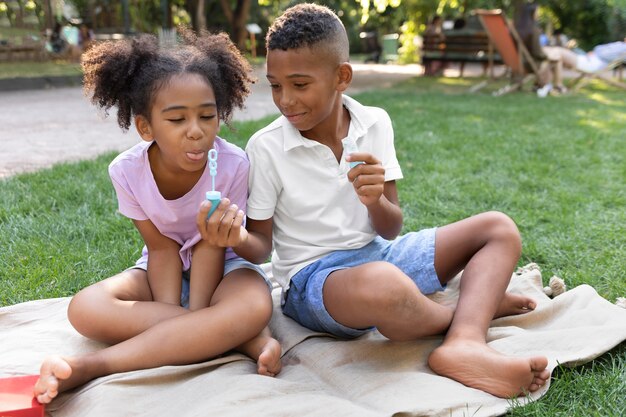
[82,27,254,131]
[266,3,349,63]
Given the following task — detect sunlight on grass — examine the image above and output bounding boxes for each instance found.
[434,77,474,87]
[586,91,626,106]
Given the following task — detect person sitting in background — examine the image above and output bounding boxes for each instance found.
[78,23,95,53]
[423,15,446,75]
[551,29,569,47]
[544,38,626,73]
[49,22,68,54]
[452,17,466,30]
[514,3,566,96]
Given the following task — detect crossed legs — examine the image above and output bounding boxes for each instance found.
[323,211,549,398]
[35,268,281,403]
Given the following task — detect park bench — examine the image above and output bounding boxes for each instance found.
[0,36,46,62]
[421,30,502,77]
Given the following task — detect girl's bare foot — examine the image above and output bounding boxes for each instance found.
[238,330,282,377]
[34,356,73,404]
[256,338,282,377]
[494,292,536,318]
[428,340,550,398]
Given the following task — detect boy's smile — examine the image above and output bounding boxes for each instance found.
[266,47,350,141]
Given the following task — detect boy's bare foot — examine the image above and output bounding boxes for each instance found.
[34,356,73,404]
[494,292,536,318]
[428,340,550,398]
[257,338,282,377]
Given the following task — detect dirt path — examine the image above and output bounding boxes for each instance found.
[0,63,426,178]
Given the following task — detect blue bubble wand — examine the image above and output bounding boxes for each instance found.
[205,149,221,218]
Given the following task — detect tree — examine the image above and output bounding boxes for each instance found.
[219,0,252,50]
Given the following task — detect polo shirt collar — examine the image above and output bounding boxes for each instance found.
[281,94,376,152]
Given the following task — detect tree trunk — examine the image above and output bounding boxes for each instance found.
[196,0,206,31]
[15,0,25,28]
[219,0,251,50]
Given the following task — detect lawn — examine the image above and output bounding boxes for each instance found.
[0,60,82,79]
[0,77,624,415]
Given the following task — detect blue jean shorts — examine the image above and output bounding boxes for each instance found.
[132,257,272,309]
[282,228,443,339]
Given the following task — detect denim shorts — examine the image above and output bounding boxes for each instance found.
[132,257,272,309]
[282,228,443,339]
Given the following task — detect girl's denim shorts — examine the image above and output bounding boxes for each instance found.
[132,257,272,309]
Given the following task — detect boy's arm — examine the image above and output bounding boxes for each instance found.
[188,240,225,311]
[233,217,274,264]
[133,219,183,305]
[346,153,403,240]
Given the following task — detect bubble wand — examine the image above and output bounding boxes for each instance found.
[205,149,221,218]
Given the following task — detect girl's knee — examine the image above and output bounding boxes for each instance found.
[67,286,104,335]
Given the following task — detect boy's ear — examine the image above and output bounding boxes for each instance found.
[135,115,154,142]
[336,62,353,92]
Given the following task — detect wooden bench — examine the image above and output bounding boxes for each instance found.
[421,30,502,77]
[0,37,46,62]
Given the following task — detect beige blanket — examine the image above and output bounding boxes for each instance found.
[1,264,625,417]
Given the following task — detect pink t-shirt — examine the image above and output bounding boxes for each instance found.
[108,137,249,271]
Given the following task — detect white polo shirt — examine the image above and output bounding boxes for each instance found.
[246,95,403,289]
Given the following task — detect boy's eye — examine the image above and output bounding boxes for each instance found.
[167,118,184,123]
[269,84,280,89]
[294,83,307,88]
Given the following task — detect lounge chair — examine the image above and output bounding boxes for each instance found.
[567,52,626,92]
[470,9,547,96]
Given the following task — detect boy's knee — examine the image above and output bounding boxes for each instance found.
[483,211,522,254]
[354,262,418,312]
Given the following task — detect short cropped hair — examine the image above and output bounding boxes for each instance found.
[266,3,349,64]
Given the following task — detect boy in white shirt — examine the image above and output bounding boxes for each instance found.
[219,3,550,399]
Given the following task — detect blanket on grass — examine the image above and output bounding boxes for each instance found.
[1,264,625,417]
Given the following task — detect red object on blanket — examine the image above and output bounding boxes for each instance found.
[0,375,44,417]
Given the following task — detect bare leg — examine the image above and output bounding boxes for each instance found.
[428,211,549,398]
[35,269,277,403]
[68,268,189,344]
[544,46,579,70]
[216,269,281,377]
[323,261,455,341]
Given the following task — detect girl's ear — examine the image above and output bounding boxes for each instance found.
[135,116,154,142]
[336,62,353,92]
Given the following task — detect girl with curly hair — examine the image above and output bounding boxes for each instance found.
[35,28,281,404]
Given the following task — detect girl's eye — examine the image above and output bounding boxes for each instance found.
[201,115,216,120]
[167,118,184,123]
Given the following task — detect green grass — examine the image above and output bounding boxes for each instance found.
[0,60,82,79]
[1,77,625,415]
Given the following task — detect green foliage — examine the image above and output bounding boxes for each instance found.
[544,0,626,49]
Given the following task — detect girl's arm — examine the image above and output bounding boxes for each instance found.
[196,201,273,264]
[133,219,183,305]
[346,153,403,240]
[188,240,225,311]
